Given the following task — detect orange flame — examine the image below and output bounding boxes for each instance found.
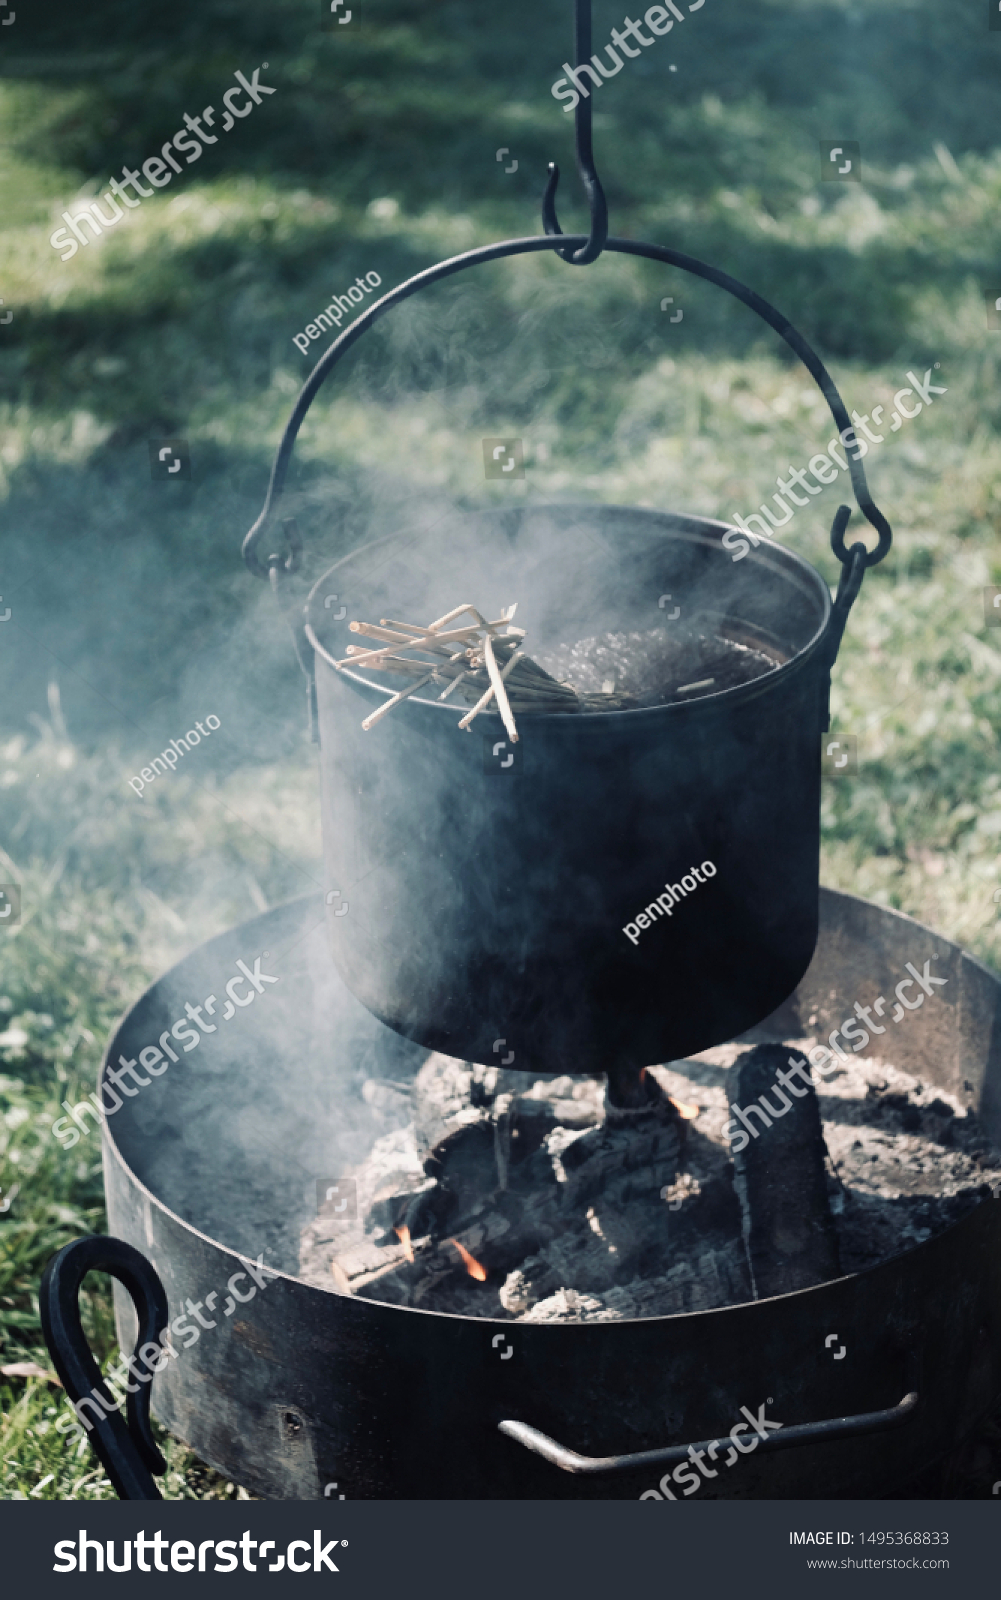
[448,1237,488,1281]
[394,1224,414,1262]
[669,1096,701,1120]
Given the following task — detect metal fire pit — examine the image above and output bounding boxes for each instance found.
[97,888,1001,1500]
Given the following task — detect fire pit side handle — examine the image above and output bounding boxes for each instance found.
[39,1234,169,1501]
[498,1386,918,1478]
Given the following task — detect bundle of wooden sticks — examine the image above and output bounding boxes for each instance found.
[331,603,635,740]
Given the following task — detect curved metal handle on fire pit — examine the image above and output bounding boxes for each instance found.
[498,1387,918,1477]
[40,1235,169,1501]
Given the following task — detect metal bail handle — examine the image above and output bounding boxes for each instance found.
[243,246,892,590]
[243,0,891,653]
[39,1235,169,1500]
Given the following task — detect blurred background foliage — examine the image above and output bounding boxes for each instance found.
[2,0,1001,1497]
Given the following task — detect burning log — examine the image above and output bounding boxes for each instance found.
[728,1044,841,1297]
[329,1236,416,1298]
[315,1057,694,1315]
[518,1242,751,1321]
[301,1017,1001,1322]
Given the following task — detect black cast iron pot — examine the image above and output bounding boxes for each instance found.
[240,83,891,1072]
[304,502,836,1075]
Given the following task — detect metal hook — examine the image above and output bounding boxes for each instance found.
[543,0,608,265]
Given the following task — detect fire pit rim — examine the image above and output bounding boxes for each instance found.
[95,893,1001,1497]
[97,886,996,1333]
[303,501,834,723]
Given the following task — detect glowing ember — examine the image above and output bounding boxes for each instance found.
[669,1096,701,1120]
[394,1224,414,1262]
[448,1237,488,1281]
[638,1068,698,1118]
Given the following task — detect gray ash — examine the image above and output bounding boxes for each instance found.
[535,626,784,710]
[299,1043,1001,1323]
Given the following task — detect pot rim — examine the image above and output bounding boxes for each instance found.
[304,501,835,723]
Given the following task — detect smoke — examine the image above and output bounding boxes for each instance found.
[15,252,829,1265]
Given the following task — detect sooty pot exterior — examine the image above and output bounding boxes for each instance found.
[306,504,834,1075]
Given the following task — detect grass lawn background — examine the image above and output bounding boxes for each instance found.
[3,0,1001,1497]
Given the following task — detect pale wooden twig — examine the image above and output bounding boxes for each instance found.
[426,604,493,633]
[360,645,468,729]
[381,613,514,637]
[361,670,438,731]
[353,621,486,649]
[481,631,518,742]
[352,655,444,677]
[438,671,469,701]
[345,643,459,668]
[458,648,524,734]
[335,621,500,672]
[344,602,553,736]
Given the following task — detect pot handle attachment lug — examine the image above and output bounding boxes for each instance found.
[39,1235,169,1500]
[498,1386,918,1477]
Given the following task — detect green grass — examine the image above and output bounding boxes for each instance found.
[0,723,320,1497]
[3,0,1001,1499]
